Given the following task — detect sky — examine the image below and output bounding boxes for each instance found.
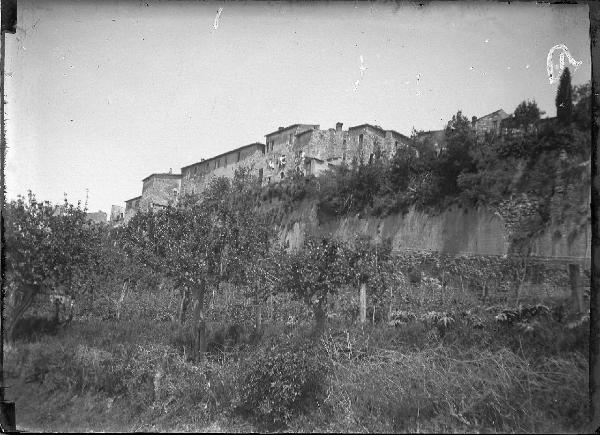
[4,0,592,214]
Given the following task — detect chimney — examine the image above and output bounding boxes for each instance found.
[471,116,477,127]
[278,127,284,131]
[336,122,343,132]
[169,168,172,174]
[385,130,392,139]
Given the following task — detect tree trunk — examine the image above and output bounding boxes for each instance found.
[192,287,207,361]
[313,304,326,336]
[359,283,367,324]
[569,263,584,314]
[388,286,393,322]
[482,282,488,306]
[116,281,128,321]
[8,283,38,340]
[254,286,262,333]
[178,287,190,325]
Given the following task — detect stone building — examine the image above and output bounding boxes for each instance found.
[124,195,141,223]
[121,121,415,207]
[473,109,509,136]
[345,124,411,164]
[110,205,124,224]
[140,172,182,212]
[180,142,265,195]
[86,210,107,224]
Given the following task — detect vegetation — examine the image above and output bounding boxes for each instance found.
[3,77,590,432]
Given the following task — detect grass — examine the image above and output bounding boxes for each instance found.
[4,287,589,433]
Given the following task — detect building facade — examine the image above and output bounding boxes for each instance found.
[474,109,509,136]
[124,195,141,223]
[139,172,182,212]
[180,142,265,195]
[86,210,107,224]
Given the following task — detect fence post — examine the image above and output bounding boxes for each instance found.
[359,282,367,324]
[568,263,584,314]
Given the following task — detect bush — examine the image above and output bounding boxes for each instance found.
[239,336,330,427]
[322,346,587,432]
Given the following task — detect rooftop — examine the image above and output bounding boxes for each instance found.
[265,124,319,137]
[142,173,182,183]
[477,109,507,121]
[181,142,265,171]
[125,195,142,203]
[348,123,384,132]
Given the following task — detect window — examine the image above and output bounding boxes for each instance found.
[289,134,293,144]
[369,153,374,164]
[237,151,241,162]
[280,171,285,179]
[359,134,363,146]
[395,141,399,149]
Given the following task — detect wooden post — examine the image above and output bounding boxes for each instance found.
[359,282,367,324]
[569,263,583,314]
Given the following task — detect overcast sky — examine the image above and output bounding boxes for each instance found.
[5,0,591,214]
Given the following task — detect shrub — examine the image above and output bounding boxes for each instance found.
[239,336,330,427]
[322,346,587,432]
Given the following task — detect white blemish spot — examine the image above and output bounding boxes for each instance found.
[470,66,474,71]
[507,66,511,70]
[353,55,367,92]
[547,44,582,84]
[525,64,530,69]
[213,7,223,30]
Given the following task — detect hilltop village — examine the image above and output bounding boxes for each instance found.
[104,108,548,225]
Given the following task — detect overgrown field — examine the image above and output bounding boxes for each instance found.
[6,278,589,433]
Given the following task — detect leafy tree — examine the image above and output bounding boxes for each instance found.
[4,192,103,335]
[572,81,591,130]
[272,236,348,335]
[513,100,545,131]
[437,110,477,199]
[123,168,273,359]
[556,67,574,125]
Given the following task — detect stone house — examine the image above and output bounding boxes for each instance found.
[345,124,412,164]
[110,205,125,225]
[180,142,265,195]
[121,121,414,206]
[262,124,319,184]
[124,195,141,223]
[140,172,182,212]
[473,109,509,136]
[86,210,107,224]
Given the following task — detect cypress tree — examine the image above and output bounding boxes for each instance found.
[555,67,574,125]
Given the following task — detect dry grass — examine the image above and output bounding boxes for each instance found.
[321,345,587,433]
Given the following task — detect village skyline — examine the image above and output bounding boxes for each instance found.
[4,1,591,214]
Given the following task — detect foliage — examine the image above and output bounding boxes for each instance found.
[239,337,330,427]
[512,99,544,130]
[271,236,349,334]
[556,67,574,125]
[4,192,104,329]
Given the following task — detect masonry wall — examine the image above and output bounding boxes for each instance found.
[266,125,319,154]
[279,201,590,263]
[475,111,509,135]
[140,177,181,211]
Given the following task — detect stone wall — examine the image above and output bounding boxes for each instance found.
[278,200,590,262]
[140,175,181,211]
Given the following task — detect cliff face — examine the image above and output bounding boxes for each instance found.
[279,199,590,260]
